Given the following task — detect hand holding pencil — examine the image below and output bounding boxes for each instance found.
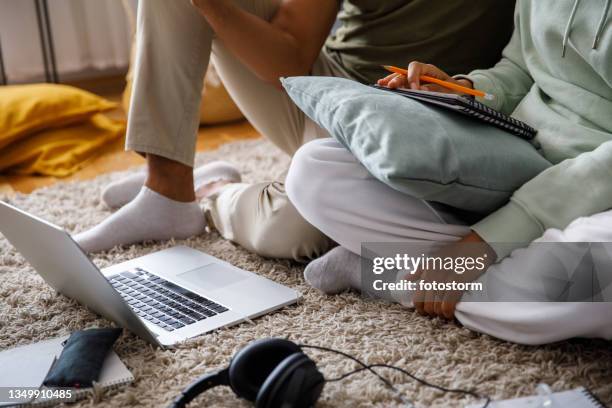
[378,62,494,100]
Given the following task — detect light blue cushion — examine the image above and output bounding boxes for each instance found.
[282,76,551,213]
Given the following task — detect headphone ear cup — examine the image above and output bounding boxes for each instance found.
[228,338,302,402]
[255,354,324,408]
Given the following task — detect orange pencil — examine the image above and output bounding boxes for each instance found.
[382,65,494,100]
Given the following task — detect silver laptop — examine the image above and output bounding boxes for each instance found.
[0,201,299,347]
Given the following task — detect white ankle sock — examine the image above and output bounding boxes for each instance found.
[75,187,206,253]
[101,172,147,209]
[305,247,407,303]
[304,246,363,294]
[101,161,242,209]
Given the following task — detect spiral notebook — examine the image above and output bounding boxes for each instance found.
[466,387,608,408]
[371,85,537,141]
[0,336,133,407]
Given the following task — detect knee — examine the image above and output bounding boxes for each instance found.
[247,186,333,261]
[210,181,333,262]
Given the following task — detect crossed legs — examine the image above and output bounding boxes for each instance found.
[287,138,612,345]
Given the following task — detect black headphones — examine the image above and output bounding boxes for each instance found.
[169,338,325,408]
[169,338,489,408]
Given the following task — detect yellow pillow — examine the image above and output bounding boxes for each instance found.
[0,114,125,177]
[0,84,117,150]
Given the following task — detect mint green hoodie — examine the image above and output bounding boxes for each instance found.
[466,0,612,258]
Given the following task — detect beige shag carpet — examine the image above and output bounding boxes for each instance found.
[1,139,611,408]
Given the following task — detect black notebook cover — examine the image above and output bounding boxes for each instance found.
[371,85,537,141]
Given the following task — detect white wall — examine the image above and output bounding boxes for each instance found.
[0,0,132,83]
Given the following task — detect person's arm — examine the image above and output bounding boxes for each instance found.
[191,0,338,87]
[473,140,612,260]
[414,142,612,319]
[463,5,612,259]
[455,2,532,114]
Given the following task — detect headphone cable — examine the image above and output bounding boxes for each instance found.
[299,344,490,408]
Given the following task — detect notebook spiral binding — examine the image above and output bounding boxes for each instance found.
[92,376,134,391]
[462,97,536,140]
[583,388,609,408]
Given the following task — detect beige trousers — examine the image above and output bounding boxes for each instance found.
[126,0,345,261]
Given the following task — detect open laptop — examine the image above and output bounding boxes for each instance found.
[0,201,299,347]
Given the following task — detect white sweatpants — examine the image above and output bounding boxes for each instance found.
[287,138,612,345]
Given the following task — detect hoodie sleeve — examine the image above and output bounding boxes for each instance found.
[455,1,534,115]
[473,141,612,259]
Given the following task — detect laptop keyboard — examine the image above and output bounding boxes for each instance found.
[108,268,229,332]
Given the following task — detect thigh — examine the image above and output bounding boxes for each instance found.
[210,1,343,155]
[287,138,471,255]
[211,47,308,156]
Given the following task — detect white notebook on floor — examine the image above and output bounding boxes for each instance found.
[466,387,607,408]
[0,336,133,407]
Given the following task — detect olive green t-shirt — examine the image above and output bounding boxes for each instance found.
[325,0,516,84]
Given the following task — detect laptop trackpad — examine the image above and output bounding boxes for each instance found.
[177,264,248,291]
